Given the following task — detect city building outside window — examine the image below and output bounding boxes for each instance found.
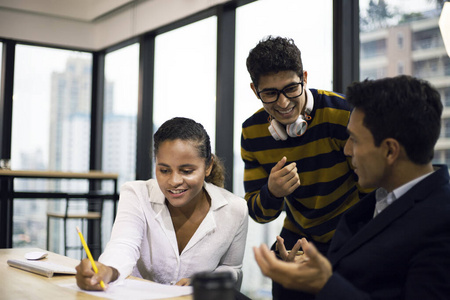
[102,43,139,245]
[11,45,93,253]
[359,0,450,166]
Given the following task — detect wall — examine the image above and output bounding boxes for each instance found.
[0,0,230,50]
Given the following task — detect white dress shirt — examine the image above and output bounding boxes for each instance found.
[374,171,433,217]
[99,179,249,286]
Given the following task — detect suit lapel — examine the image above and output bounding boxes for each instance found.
[327,193,375,262]
[331,195,415,264]
[328,166,449,265]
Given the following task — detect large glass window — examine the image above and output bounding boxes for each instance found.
[154,17,217,149]
[12,45,92,172]
[11,44,92,251]
[103,43,139,186]
[444,87,450,107]
[359,0,450,166]
[234,1,333,298]
[359,0,447,81]
[102,43,139,245]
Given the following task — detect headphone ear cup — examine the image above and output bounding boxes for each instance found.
[268,119,288,141]
[286,115,308,138]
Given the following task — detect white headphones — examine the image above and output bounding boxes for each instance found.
[268,88,314,141]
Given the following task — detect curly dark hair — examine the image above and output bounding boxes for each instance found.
[346,75,442,164]
[246,36,303,87]
[153,117,225,187]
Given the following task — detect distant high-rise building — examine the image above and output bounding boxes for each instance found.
[49,58,91,174]
[360,9,450,166]
[102,113,137,185]
[46,56,137,254]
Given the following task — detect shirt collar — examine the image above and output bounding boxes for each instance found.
[375,170,434,207]
[392,171,434,199]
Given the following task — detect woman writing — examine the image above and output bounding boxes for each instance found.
[76,117,249,290]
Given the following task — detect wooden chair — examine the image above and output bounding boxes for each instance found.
[46,193,103,258]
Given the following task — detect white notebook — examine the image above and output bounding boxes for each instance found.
[7,259,77,278]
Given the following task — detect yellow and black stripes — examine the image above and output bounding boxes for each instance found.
[241,89,365,247]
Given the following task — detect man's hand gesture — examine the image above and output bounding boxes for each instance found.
[268,156,301,198]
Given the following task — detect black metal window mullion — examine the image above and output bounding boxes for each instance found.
[136,33,155,181]
[88,51,105,259]
[0,39,15,162]
[0,40,15,249]
[333,0,360,94]
[216,3,237,191]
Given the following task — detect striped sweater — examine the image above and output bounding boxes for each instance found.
[241,88,365,250]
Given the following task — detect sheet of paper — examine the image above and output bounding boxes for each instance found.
[59,278,192,299]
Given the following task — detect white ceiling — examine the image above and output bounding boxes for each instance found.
[0,0,139,22]
[0,0,230,50]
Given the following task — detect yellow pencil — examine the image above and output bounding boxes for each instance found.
[76,226,106,290]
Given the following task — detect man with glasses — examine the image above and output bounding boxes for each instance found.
[241,36,366,299]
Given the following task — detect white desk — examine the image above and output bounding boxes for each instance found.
[0,248,192,300]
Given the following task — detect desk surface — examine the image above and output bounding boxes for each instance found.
[0,169,119,180]
[0,248,192,300]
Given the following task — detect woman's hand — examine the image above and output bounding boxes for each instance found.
[175,278,191,286]
[75,258,118,290]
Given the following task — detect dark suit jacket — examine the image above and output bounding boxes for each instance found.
[316,165,450,300]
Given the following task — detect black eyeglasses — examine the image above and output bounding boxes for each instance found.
[257,81,304,104]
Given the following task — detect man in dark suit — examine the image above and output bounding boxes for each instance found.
[253,75,450,299]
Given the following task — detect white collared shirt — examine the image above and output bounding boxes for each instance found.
[99,179,248,286]
[374,171,433,218]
